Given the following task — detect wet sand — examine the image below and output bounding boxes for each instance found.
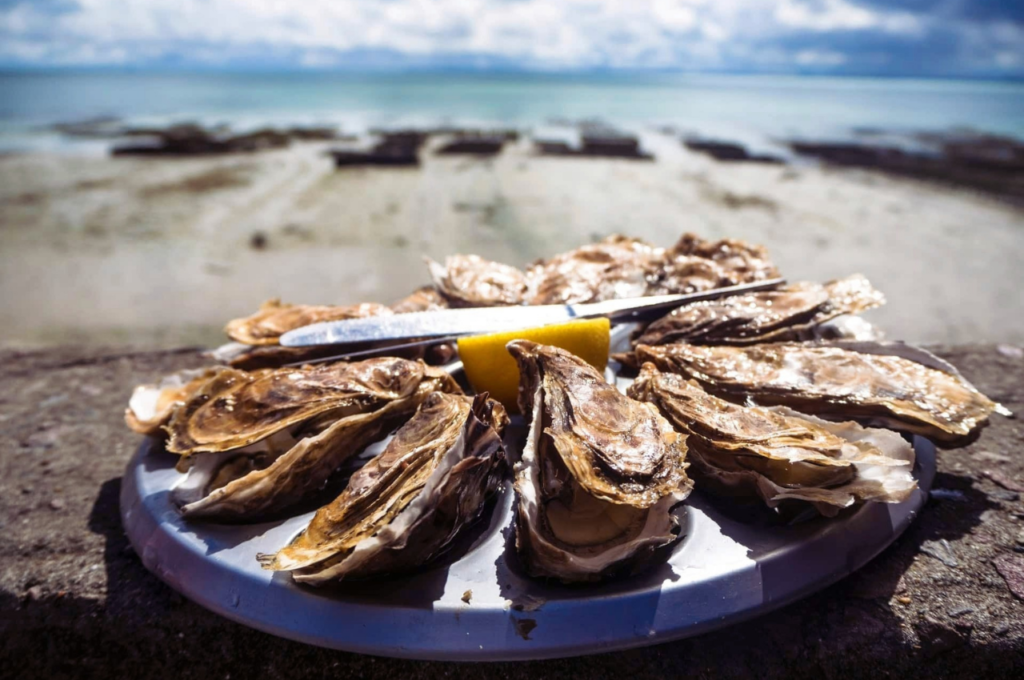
[2,133,1023,347]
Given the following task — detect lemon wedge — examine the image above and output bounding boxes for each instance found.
[457,318,610,412]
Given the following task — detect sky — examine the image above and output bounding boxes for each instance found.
[0,0,1021,78]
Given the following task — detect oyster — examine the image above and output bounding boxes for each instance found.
[524,232,780,305]
[632,342,1007,446]
[125,367,228,435]
[633,274,884,347]
[210,289,449,371]
[507,341,692,582]
[174,404,409,519]
[525,235,661,305]
[259,393,507,583]
[167,358,456,453]
[210,342,372,371]
[663,233,780,285]
[166,358,462,520]
[644,254,731,296]
[389,286,449,314]
[224,299,391,346]
[387,286,459,363]
[628,365,916,516]
[427,254,528,307]
[212,337,456,371]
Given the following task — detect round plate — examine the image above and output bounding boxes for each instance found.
[120,331,936,661]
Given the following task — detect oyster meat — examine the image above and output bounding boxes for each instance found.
[224,299,391,346]
[259,393,508,583]
[507,341,693,582]
[125,367,228,435]
[166,358,462,520]
[427,254,528,307]
[628,365,916,516]
[633,274,884,347]
[633,342,1007,446]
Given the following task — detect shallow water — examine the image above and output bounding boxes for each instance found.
[2,71,1023,153]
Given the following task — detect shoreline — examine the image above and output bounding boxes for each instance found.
[2,134,1023,348]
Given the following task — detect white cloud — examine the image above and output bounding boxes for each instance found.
[653,0,698,32]
[0,0,1018,74]
[775,0,922,36]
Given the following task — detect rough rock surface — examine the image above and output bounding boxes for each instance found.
[1,344,1022,678]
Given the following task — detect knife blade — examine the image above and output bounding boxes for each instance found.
[279,278,785,347]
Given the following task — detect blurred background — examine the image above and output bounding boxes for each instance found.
[1,0,1022,347]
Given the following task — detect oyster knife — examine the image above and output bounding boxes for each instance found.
[280,278,785,347]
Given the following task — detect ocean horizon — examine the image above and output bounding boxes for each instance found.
[2,70,1023,154]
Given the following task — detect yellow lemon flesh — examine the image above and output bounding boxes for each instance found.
[457,317,610,412]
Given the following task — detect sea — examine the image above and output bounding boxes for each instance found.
[1,70,1022,154]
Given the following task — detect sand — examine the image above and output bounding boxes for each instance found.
[1,132,1023,348]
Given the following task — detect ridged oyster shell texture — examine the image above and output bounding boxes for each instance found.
[508,340,693,582]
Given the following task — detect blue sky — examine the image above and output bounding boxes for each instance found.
[1,1,1021,78]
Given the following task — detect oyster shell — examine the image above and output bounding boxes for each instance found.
[664,233,780,285]
[176,399,414,520]
[389,286,458,363]
[389,285,450,314]
[633,274,884,347]
[644,254,731,296]
[165,358,462,520]
[524,232,780,305]
[507,341,692,582]
[259,393,508,583]
[125,367,228,435]
[224,299,391,346]
[167,357,457,454]
[210,342,372,371]
[525,235,661,305]
[632,342,1006,447]
[628,365,916,516]
[210,289,449,371]
[427,254,528,307]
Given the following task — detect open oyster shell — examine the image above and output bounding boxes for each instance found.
[166,358,462,520]
[210,342,378,371]
[175,399,414,520]
[389,285,450,314]
[663,233,780,285]
[259,392,508,584]
[418,232,780,309]
[524,232,780,305]
[525,235,661,305]
[224,299,391,346]
[628,365,916,516]
[167,358,458,454]
[507,341,693,582]
[427,254,528,307]
[644,254,731,296]
[212,287,455,370]
[125,367,229,436]
[633,274,884,347]
[632,341,1007,447]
